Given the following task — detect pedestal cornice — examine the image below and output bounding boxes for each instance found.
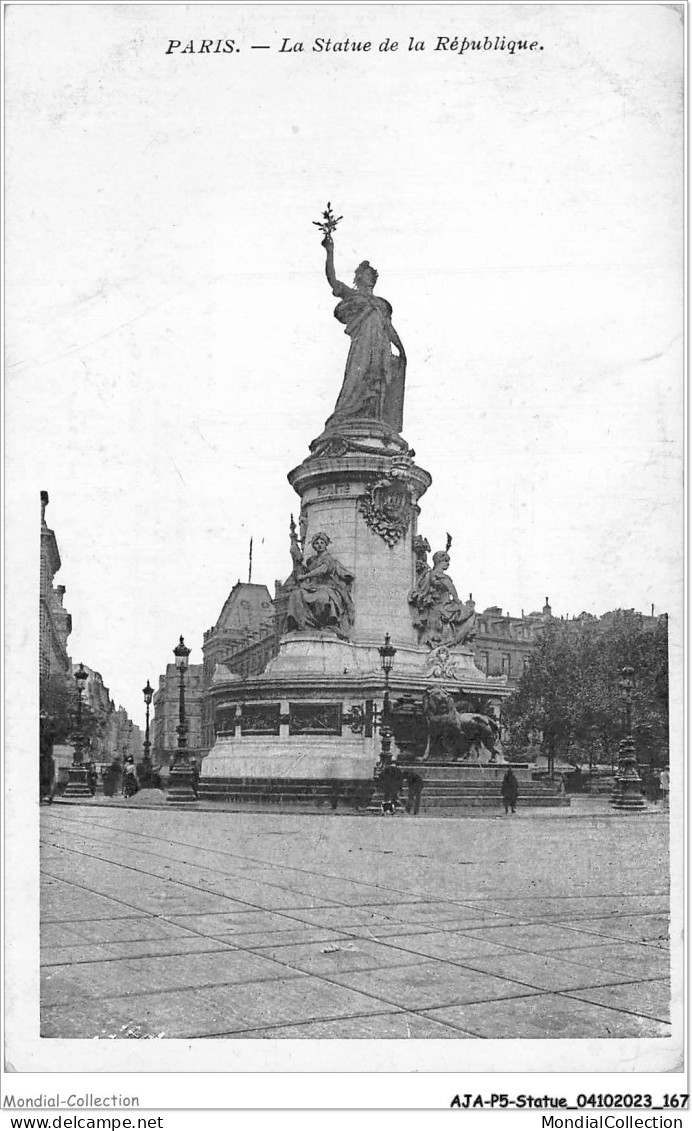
[288,450,432,502]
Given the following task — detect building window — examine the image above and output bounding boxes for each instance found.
[478,652,489,673]
[479,622,487,634]
[501,653,511,675]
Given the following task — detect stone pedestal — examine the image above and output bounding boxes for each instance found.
[287,421,431,648]
[203,420,510,785]
[166,743,199,803]
[63,764,92,798]
[610,736,646,812]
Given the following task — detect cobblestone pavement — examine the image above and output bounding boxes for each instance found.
[40,799,671,1039]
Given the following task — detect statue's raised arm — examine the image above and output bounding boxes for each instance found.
[322,234,349,298]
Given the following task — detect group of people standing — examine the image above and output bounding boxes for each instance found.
[643,767,670,805]
[101,756,140,797]
[379,764,424,816]
[378,763,521,817]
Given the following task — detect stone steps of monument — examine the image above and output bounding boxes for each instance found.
[422,796,568,806]
[400,796,565,807]
[417,779,559,791]
[197,777,569,808]
[407,780,565,797]
[197,779,372,807]
[367,791,569,812]
[402,763,532,779]
[197,779,556,796]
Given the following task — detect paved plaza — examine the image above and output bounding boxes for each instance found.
[40,799,671,1039]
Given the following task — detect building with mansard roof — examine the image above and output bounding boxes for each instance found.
[40,492,72,680]
[199,582,275,751]
[40,494,145,786]
[473,598,553,687]
[152,583,274,765]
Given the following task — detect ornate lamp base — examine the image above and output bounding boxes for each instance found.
[63,765,92,798]
[610,737,646,812]
[166,764,198,804]
[610,782,646,810]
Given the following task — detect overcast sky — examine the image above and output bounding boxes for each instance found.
[6,3,683,728]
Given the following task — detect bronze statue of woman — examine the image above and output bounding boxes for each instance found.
[321,232,406,433]
[286,531,355,638]
[409,550,477,648]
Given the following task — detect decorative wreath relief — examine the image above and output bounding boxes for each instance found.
[358,473,414,547]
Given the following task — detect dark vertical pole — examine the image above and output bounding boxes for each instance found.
[611,666,644,811]
[144,701,151,760]
[167,638,197,804]
[177,665,187,749]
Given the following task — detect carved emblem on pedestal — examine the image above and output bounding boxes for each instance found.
[424,645,465,681]
[358,471,415,547]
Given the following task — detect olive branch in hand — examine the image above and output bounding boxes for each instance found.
[313,202,343,238]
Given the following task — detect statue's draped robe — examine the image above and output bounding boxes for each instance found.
[325,282,405,432]
[410,569,477,647]
[286,550,355,636]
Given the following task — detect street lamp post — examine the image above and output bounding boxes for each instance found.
[166,636,198,804]
[376,634,397,770]
[63,662,91,798]
[588,725,599,778]
[141,679,154,785]
[611,665,645,811]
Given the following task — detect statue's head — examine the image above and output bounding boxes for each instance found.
[432,550,450,570]
[353,260,378,290]
[425,685,453,713]
[311,532,331,552]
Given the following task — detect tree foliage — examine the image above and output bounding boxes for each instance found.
[39,673,102,750]
[503,611,669,769]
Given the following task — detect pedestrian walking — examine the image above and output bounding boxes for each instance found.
[122,755,139,798]
[103,759,122,797]
[190,759,200,799]
[39,731,55,804]
[501,767,519,814]
[85,761,98,796]
[404,771,424,815]
[659,768,670,807]
[381,762,403,815]
[644,768,661,805]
